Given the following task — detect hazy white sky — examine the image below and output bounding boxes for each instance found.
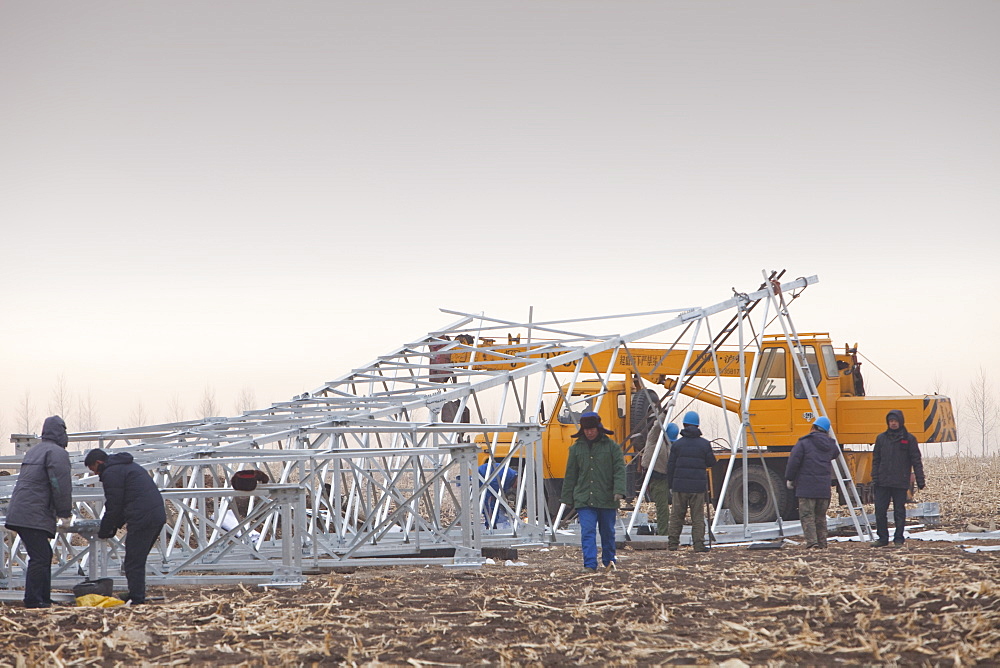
[2,1,998,452]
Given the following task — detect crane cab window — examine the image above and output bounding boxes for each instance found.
[557,394,594,424]
[793,345,824,399]
[751,347,786,399]
[820,345,838,378]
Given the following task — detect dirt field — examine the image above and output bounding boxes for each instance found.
[2,456,998,667]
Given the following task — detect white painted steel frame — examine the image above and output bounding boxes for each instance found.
[2,274,824,593]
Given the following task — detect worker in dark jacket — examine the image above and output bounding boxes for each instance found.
[871,410,925,547]
[666,411,716,553]
[641,421,679,535]
[85,449,167,604]
[479,460,518,528]
[561,411,626,573]
[4,416,73,608]
[785,416,839,548]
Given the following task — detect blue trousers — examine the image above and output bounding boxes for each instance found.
[483,497,512,528]
[577,507,617,569]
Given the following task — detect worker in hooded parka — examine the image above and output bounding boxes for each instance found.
[85,448,167,604]
[4,415,74,608]
[871,409,925,547]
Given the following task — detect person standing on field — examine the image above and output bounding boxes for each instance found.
[478,460,518,528]
[666,411,716,553]
[560,411,626,573]
[784,416,839,548]
[871,409,925,547]
[4,416,74,608]
[85,449,167,604]
[641,421,680,536]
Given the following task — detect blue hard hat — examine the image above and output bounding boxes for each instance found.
[813,416,831,432]
[665,422,680,442]
[683,411,700,427]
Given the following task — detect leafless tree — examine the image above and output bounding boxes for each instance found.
[48,373,73,419]
[199,386,219,418]
[17,390,37,434]
[699,409,725,445]
[235,386,257,414]
[76,391,100,432]
[128,401,148,428]
[953,394,962,460]
[166,393,186,423]
[73,390,100,451]
[964,367,999,457]
[931,373,949,456]
[930,373,948,396]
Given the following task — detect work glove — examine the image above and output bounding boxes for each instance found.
[918,483,926,491]
[614,494,624,503]
[98,529,115,540]
[785,480,794,490]
[57,516,73,530]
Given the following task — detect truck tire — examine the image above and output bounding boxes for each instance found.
[725,465,795,524]
[629,389,659,441]
[628,389,659,500]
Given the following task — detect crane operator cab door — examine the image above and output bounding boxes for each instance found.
[791,343,840,427]
[747,346,792,443]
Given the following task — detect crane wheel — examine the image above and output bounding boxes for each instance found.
[724,465,797,524]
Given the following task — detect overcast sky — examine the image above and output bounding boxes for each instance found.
[2,1,997,453]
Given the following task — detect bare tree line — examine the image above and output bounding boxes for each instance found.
[5,376,261,440]
[3,371,998,458]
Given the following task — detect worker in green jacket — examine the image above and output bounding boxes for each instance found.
[561,411,626,573]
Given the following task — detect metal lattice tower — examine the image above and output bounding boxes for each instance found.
[2,273,831,594]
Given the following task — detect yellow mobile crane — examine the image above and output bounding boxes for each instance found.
[469,334,956,522]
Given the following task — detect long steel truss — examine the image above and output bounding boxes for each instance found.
[2,273,829,594]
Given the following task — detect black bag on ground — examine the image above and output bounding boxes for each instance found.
[73,578,114,598]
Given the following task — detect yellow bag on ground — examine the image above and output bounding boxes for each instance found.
[76,594,126,608]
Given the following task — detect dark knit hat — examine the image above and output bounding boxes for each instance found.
[572,411,614,438]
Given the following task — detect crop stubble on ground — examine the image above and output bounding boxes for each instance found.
[1,457,998,667]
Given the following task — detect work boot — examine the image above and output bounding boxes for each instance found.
[582,566,597,573]
[693,543,709,553]
[870,540,889,548]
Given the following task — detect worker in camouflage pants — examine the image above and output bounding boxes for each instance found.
[666,412,716,552]
[641,421,679,535]
[784,417,839,548]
